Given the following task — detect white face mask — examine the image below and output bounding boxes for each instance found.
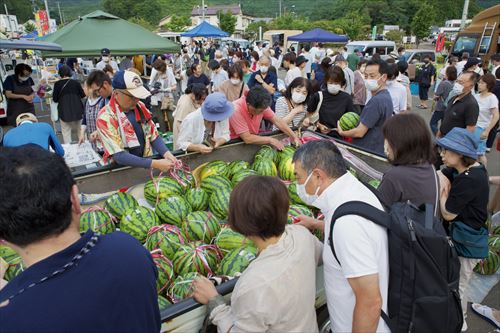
[260,66,269,73]
[102,56,110,62]
[452,82,464,95]
[230,78,241,85]
[292,91,306,104]
[327,84,341,95]
[297,172,320,206]
[474,67,482,74]
[365,78,380,91]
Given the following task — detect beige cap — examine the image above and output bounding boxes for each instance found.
[16,113,38,126]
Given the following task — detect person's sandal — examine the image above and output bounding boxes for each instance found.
[471,303,500,329]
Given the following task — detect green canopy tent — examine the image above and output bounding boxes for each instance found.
[42,11,179,57]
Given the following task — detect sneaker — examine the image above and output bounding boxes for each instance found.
[486,148,491,153]
[462,319,468,331]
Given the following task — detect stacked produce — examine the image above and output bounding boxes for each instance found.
[474,227,500,275]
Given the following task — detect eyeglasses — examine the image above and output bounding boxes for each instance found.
[437,147,448,154]
[92,85,103,95]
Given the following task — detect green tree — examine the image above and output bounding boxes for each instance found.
[217,10,237,36]
[24,22,37,33]
[334,10,371,40]
[103,0,161,25]
[385,30,405,43]
[411,2,436,42]
[129,17,156,31]
[162,15,191,32]
[4,0,42,23]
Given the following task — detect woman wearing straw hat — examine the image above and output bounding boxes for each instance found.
[436,127,489,331]
[175,92,234,154]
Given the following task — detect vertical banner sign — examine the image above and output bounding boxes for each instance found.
[39,10,49,36]
[372,26,377,40]
[35,11,43,37]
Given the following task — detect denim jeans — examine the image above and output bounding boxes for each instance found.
[429,110,444,135]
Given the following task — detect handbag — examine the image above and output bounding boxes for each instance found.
[450,221,488,259]
[161,95,174,111]
[51,79,71,122]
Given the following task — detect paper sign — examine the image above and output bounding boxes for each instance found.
[62,142,102,168]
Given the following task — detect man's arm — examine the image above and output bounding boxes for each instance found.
[48,125,65,157]
[239,131,284,150]
[348,274,383,333]
[270,115,299,143]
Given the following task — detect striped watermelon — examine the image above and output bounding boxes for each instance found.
[217,246,257,276]
[209,188,231,220]
[368,179,381,189]
[227,160,250,179]
[144,177,184,207]
[79,208,115,235]
[170,169,195,191]
[158,295,172,311]
[0,245,24,281]
[277,146,296,164]
[172,242,221,276]
[474,250,500,275]
[200,175,232,195]
[494,226,500,236]
[184,188,209,211]
[104,192,138,220]
[288,204,314,224]
[145,224,187,260]
[155,195,192,227]
[278,155,295,181]
[200,160,229,181]
[151,250,175,294]
[489,236,500,253]
[168,272,199,302]
[339,112,360,131]
[183,211,220,243]
[120,206,159,243]
[231,169,258,186]
[288,181,306,206]
[215,228,254,254]
[255,145,278,163]
[252,157,277,177]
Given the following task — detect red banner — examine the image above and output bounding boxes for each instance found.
[36,10,49,37]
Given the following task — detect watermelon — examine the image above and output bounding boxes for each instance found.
[200,175,232,195]
[151,250,175,294]
[339,112,360,131]
[368,179,381,189]
[474,250,500,275]
[209,188,231,220]
[227,160,250,179]
[184,188,209,211]
[493,226,500,236]
[277,146,296,164]
[104,192,138,220]
[200,160,229,181]
[158,295,172,311]
[79,208,115,235]
[0,245,24,281]
[252,157,277,177]
[145,224,187,260]
[217,246,257,276]
[278,155,295,181]
[288,204,314,224]
[169,272,199,302]
[288,181,306,206]
[183,211,220,243]
[120,206,159,243]
[172,242,221,276]
[215,228,254,254]
[144,177,184,207]
[231,169,258,186]
[489,236,500,253]
[156,195,192,227]
[170,169,195,191]
[254,145,278,163]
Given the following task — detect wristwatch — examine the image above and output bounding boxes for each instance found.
[207,294,226,314]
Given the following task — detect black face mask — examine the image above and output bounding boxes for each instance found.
[424,60,429,64]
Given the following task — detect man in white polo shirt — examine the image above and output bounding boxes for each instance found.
[386,63,407,114]
[292,140,390,333]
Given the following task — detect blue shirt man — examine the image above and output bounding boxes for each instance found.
[3,113,65,156]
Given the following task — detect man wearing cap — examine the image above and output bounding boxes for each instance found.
[176,92,233,153]
[335,55,355,95]
[96,70,177,172]
[296,55,309,80]
[3,113,64,157]
[96,48,119,72]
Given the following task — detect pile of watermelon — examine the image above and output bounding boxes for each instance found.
[474,226,500,275]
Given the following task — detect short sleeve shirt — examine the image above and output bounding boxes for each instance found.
[475,93,499,129]
[440,92,479,135]
[247,71,278,90]
[229,96,274,139]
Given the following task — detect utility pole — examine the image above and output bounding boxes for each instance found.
[279,0,282,17]
[57,2,64,25]
[202,0,205,21]
[3,4,12,34]
[460,0,469,31]
[44,0,51,22]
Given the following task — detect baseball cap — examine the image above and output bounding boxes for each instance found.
[296,55,309,66]
[101,48,110,56]
[16,113,38,126]
[201,92,234,122]
[436,127,478,160]
[112,70,151,99]
[465,57,481,67]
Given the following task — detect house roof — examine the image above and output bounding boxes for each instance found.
[191,4,242,16]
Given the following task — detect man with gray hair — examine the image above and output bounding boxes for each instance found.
[247,56,277,96]
[292,140,390,333]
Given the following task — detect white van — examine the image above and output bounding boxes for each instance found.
[346,40,396,58]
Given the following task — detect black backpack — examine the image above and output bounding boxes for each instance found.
[329,200,462,333]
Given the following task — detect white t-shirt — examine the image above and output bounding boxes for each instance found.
[474,93,499,129]
[95,60,119,72]
[285,67,302,87]
[456,60,466,75]
[303,52,313,74]
[314,173,390,333]
[386,80,408,114]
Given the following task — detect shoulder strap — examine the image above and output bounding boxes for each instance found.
[315,91,323,114]
[238,82,245,98]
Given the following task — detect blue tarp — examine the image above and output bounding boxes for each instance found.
[20,31,39,39]
[288,28,349,43]
[181,21,229,38]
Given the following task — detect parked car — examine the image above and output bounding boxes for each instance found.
[345,40,396,59]
[400,49,437,81]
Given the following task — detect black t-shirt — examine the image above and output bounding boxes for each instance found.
[440,92,479,136]
[308,90,355,130]
[187,73,210,87]
[441,165,489,230]
[53,78,85,122]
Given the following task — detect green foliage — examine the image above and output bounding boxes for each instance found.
[162,15,191,32]
[333,10,371,40]
[385,30,405,43]
[24,22,37,33]
[411,2,436,41]
[156,0,197,17]
[218,10,237,35]
[102,0,161,25]
[4,0,41,23]
[129,17,156,31]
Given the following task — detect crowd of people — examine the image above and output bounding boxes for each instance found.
[0,40,499,333]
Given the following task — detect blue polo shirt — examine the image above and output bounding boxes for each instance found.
[3,122,65,157]
[247,70,278,91]
[0,231,161,333]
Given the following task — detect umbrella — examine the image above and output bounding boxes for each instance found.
[0,39,62,51]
